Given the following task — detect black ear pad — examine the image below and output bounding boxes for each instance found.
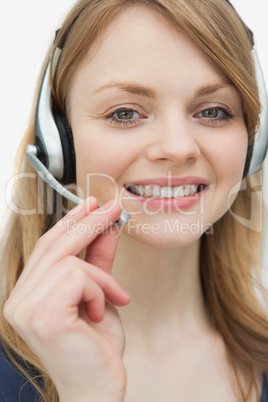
[243,141,254,178]
[54,112,76,184]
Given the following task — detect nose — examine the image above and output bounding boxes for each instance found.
[145,117,201,166]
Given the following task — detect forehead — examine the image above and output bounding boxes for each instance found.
[69,6,232,99]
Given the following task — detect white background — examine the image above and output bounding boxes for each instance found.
[0,1,267,280]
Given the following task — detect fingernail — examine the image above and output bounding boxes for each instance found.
[83,196,97,212]
[85,196,97,205]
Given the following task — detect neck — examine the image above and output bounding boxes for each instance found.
[113,233,210,347]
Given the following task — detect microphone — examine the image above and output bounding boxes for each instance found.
[25,144,130,226]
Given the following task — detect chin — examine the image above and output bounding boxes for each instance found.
[121,216,207,249]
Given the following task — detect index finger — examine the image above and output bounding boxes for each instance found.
[16,197,98,285]
[42,196,99,242]
[24,199,122,282]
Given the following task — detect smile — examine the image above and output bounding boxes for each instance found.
[126,184,206,198]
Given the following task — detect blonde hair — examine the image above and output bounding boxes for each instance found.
[0,0,267,401]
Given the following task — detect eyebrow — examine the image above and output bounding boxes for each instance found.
[194,82,231,98]
[93,81,157,99]
[93,80,232,99]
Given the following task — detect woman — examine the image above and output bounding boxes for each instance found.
[0,0,267,401]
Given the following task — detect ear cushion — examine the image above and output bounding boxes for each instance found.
[54,112,76,184]
[243,147,254,178]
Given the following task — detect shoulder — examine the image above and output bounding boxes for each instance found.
[0,343,42,402]
[261,374,268,402]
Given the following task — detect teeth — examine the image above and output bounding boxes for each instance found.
[152,185,161,197]
[184,185,191,196]
[127,184,202,198]
[161,186,173,198]
[190,184,197,195]
[128,185,140,195]
[144,185,152,197]
[137,185,144,197]
[173,186,185,197]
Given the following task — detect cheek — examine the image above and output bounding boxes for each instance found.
[73,129,134,202]
[76,145,117,200]
[202,129,248,217]
[204,129,248,183]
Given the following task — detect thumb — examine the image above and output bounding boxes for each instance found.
[84,201,123,274]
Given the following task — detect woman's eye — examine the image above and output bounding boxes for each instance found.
[104,108,143,126]
[201,109,221,118]
[115,110,138,120]
[195,107,234,124]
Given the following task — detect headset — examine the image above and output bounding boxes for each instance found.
[25,0,268,226]
[25,43,130,226]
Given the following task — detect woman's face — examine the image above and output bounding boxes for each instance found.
[68,7,248,248]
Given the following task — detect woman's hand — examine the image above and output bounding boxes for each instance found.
[4,197,130,402]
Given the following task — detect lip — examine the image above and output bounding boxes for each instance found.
[124,176,209,212]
